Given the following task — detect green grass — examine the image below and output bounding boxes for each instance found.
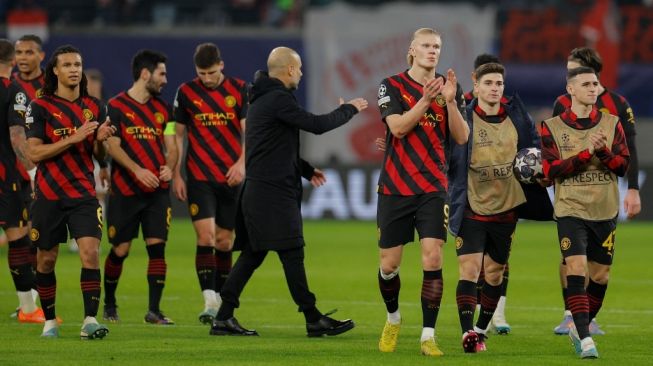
[0,220,651,365]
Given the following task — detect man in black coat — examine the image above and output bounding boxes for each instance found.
[210,46,368,337]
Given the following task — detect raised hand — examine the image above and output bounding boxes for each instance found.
[69,121,99,143]
[343,97,368,112]
[96,117,117,142]
[441,68,458,103]
[422,77,444,102]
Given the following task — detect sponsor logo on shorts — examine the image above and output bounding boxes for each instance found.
[30,228,39,241]
[455,236,463,250]
[560,237,571,251]
[190,203,199,216]
[108,225,116,239]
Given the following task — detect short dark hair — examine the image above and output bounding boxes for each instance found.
[568,47,602,74]
[131,49,167,81]
[0,39,15,64]
[473,53,501,70]
[43,45,88,97]
[475,62,505,81]
[194,43,222,69]
[566,66,596,81]
[17,34,43,50]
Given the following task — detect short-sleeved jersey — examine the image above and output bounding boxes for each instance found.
[0,77,18,187]
[8,71,44,182]
[173,76,247,184]
[377,71,465,196]
[25,94,107,200]
[108,91,173,196]
[553,89,638,189]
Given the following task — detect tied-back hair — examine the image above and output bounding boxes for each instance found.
[566,66,596,81]
[194,43,222,69]
[407,27,441,67]
[568,47,602,74]
[475,62,505,81]
[43,44,88,97]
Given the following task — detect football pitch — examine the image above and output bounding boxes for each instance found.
[0,220,651,365]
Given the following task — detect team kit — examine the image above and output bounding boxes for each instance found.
[0,28,638,361]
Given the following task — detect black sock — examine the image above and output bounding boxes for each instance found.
[501,262,509,297]
[477,266,485,304]
[214,249,232,293]
[8,235,34,292]
[476,281,502,331]
[378,269,400,313]
[103,249,127,307]
[562,287,569,311]
[587,279,608,321]
[195,245,216,291]
[456,279,477,332]
[81,268,101,318]
[302,306,322,323]
[146,243,166,313]
[567,275,590,339]
[36,271,56,320]
[421,270,443,328]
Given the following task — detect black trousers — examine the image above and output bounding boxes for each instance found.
[220,245,317,312]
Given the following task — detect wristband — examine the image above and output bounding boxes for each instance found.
[27,167,37,180]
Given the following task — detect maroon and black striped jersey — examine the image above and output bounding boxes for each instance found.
[376,71,464,196]
[0,77,18,188]
[25,94,107,200]
[173,76,247,184]
[541,108,629,179]
[553,89,638,189]
[8,71,44,182]
[108,91,173,195]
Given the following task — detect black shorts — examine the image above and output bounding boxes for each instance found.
[377,192,448,248]
[557,216,616,265]
[0,181,29,229]
[107,190,171,244]
[187,180,237,229]
[20,178,33,213]
[30,197,103,250]
[455,218,516,265]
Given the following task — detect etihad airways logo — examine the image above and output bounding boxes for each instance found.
[195,112,235,126]
[418,112,443,128]
[125,126,163,140]
[53,126,77,136]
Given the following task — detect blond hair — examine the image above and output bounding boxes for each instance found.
[407,28,441,67]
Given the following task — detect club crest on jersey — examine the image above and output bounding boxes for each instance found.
[435,94,446,107]
[225,95,237,108]
[15,92,27,105]
[35,88,43,98]
[83,109,94,122]
[154,112,165,124]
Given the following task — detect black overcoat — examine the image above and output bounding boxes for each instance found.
[234,71,358,252]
